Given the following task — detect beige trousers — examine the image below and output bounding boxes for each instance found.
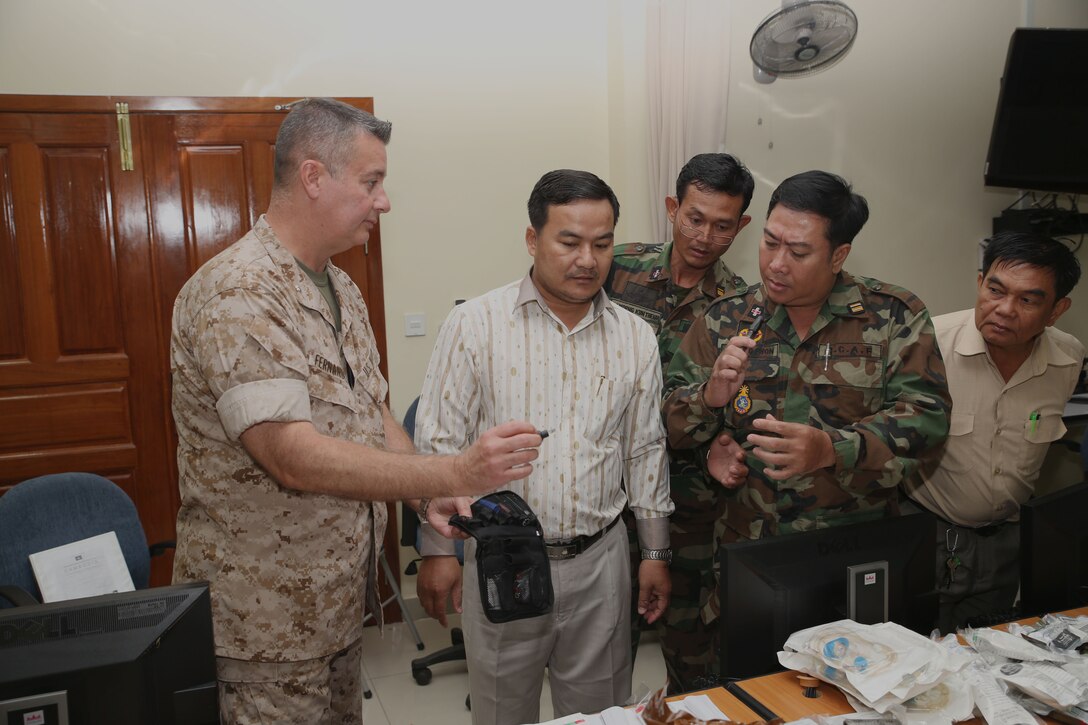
[463,522,633,725]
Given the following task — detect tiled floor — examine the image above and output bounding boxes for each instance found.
[359,614,668,725]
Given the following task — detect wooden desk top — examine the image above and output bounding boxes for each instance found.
[668,686,763,723]
[732,606,1088,722]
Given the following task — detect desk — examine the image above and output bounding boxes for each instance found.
[729,607,1088,722]
[667,686,763,722]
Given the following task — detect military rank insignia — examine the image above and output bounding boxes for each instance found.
[733,384,752,415]
[649,266,664,281]
[716,286,726,297]
[849,301,864,314]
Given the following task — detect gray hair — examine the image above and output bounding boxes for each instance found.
[273,98,392,188]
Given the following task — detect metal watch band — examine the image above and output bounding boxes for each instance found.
[640,547,672,563]
[417,497,432,523]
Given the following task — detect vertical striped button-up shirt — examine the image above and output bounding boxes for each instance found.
[415,273,672,549]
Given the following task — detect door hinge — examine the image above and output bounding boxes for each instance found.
[116,102,134,171]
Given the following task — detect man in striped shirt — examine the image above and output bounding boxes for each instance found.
[415,170,675,725]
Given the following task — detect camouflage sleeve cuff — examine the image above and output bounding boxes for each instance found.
[831,429,861,473]
[664,382,725,449]
[419,521,457,557]
[216,378,311,441]
[634,516,670,550]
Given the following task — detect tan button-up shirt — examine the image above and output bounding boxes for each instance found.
[171,215,387,661]
[416,274,672,553]
[906,308,1083,526]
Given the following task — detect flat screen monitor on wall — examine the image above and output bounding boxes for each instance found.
[1020,482,1088,617]
[719,511,937,680]
[983,28,1088,194]
[0,582,218,725]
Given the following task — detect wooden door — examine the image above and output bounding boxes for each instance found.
[0,97,398,613]
[0,110,169,554]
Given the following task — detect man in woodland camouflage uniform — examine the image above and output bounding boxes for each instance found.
[662,170,951,633]
[603,153,754,693]
[171,98,541,725]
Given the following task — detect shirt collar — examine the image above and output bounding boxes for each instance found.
[955,311,1079,373]
[253,215,345,332]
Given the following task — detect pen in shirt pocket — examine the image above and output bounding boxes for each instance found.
[1028,411,1039,435]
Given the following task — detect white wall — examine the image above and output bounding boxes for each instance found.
[1,0,1086,417]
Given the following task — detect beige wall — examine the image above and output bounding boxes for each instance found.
[1,0,1086,418]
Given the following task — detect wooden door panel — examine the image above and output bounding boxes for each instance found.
[182,145,251,269]
[42,146,124,353]
[0,382,133,451]
[0,146,22,360]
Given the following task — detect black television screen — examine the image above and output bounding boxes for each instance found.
[1020,482,1088,617]
[984,28,1088,194]
[0,582,218,725]
[719,512,937,679]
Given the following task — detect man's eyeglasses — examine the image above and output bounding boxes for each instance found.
[677,219,736,247]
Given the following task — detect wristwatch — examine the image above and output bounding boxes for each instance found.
[416,497,432,524]
[640,547,673,565]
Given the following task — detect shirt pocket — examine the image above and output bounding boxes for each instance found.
[582,376,635,442]
[800,346,886,428]
[308,370,359,437]
[934,412,975,474]
[1015,412,1066,477]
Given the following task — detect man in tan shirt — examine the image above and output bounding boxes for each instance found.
[171,98,542,724]
[905,230,1083,633]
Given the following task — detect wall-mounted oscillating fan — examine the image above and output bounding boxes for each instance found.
[750,0,858,84]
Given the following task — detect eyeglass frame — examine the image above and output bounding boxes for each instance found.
[674,215,739,247]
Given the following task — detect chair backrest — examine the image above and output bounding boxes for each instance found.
[400,397,422,548]
[399,397,465,563]
[1081,425,1088,474]
[0,472,151,602]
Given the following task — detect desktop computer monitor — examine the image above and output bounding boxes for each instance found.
[1020,481,1088,617]
[0,581,218,725]
[719,511,937,679]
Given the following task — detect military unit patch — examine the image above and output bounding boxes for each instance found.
[739,327,764,343]
[733,384,752,415]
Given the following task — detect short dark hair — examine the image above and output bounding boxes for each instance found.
[273,98,392,188]
[767,170,869,248]
[676,153,755,213]
[527,170,620,232]
[982,231,1081,299]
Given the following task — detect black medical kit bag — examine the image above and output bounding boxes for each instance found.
[449,490,553,623]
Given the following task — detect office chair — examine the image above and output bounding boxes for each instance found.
[401,397,469,689]
[0,472,174,607]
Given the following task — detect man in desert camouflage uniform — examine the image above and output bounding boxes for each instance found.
[663,170,951,633]
[603,153,754,693]
[171,98,542,725]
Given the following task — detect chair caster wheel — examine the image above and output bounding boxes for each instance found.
[413,667,432,685]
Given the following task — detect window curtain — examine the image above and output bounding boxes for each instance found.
[645,0,734,241]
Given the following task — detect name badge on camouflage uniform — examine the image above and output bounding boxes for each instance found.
[733,384,752,415]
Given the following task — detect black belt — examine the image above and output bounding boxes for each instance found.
[544,516,620,560]
[937,515,1013,538]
